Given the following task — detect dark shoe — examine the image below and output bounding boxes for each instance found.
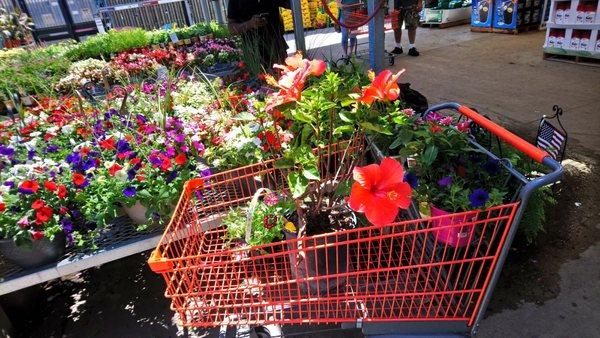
[408,47,420,56]
[391,47,403,55]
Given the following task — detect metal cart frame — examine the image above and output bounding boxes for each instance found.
[148,102,563,337]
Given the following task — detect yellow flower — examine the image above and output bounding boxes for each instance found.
[284,222,296,233]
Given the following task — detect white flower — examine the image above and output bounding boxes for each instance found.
[61,125,74,134]
[252,137,262,147]
[29,131,41,137]
[248,123,260,133]
[115,169,128,182]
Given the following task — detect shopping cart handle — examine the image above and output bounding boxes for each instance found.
[425,103,550,163]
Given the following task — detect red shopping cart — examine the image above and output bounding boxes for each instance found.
[148,103,562,337]
[325,0,401,66]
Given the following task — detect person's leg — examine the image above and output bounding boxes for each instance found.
[349,37,357,55]
[392,8,405,54]
[341,27,349,57]
[405,8,420,56]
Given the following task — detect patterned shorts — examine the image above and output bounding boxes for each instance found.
[396,6,420,29]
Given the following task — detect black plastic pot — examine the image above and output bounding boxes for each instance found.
[0,234,66,269]
[285,231,350,296]
[284,209,356,296]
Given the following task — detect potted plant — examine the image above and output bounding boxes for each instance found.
[0,162,75,268]
[381,109,509,247]
[221,54,414,294]
[0,8,34,48]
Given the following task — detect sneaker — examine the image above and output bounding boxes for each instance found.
[408,47,420,56]
[391,47,403,55]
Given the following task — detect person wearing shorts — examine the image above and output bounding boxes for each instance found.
[392,0,423,56]
[338,0,360,58]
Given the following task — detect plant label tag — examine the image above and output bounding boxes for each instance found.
[169,32,179,43]
[157,66,168,81]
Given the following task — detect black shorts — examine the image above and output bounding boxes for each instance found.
[394,0,420,29]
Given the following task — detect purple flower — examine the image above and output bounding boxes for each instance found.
[4,181,15,188]
[136,114,148,124]
[404,172,419,188]
[200,168,212,177]
[166,170,178,183]
[66,152,81,164]
[61,218,73,233]
[437,176,453,187]
[123,186,137,198]
[0,146,14,157]
[426,111,442,122]
[469,188,489,208]
[483,159,501,175]
[116,139,131,154]
[166,146,176,157]
[46,145,59,153]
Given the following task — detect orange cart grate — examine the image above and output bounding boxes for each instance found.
[149,145,519,328]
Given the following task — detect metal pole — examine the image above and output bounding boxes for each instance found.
[211,0,224,24]
[290,0,305,53]
[368,0,385,72]
[198,0,210,21]
[182,0,194,25]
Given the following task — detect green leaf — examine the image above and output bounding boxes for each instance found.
[275,157,295,169]
[339,110,354,123]
[288,172,308,198]
[360,122,392,135]
[302,165,320,180]
[422,146,439,166]
[333,125,354,135]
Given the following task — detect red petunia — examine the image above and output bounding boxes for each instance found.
[136,175,145,182]
[108,163,123,176]
[57,185,67,199]
[19,180,40,194]
[44,181,57,192]
[31,230,44,241]
[0,202,5,212]
[72,173,86,186]
[129,158,141,166]
[175,153,186,166]
[35,206,53,224]
[99,137,116,151]
[348,157,412,226]
[80,146,91,156]
[357,69,405,105]
[32,199,45,210]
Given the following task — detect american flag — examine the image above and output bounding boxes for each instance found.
[536,120,566,160]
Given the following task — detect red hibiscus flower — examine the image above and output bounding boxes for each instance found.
[72,173,86,186]
[35,206,53,224]
[31,230,44,241]
[57,185,67,199]
[265,54,327,112]
[32,199,45,210]
[357,69,405,105]
[348,157,412,226]
[175,153,186,166]
[44,181,57,192]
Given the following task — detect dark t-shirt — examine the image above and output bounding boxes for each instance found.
[228,0,289,67]
[394,0,418,9]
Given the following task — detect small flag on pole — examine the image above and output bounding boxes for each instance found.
[536,120,566,160]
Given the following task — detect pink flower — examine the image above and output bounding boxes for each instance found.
[440,116,453,126]
[17,216,29,229]
[457,120,471,132]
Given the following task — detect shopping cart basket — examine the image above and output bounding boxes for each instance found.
[148,103,562,337]
[328,0,400,66]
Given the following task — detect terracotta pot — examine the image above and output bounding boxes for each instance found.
[0,233,66,269]
[429,205,478,248]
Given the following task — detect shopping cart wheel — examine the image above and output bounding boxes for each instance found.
[388,56,395,66]
[254,324,283,338]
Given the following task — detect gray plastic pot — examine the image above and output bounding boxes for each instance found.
[0,233,66,269]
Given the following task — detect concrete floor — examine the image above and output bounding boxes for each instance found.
[4,26,600,338]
